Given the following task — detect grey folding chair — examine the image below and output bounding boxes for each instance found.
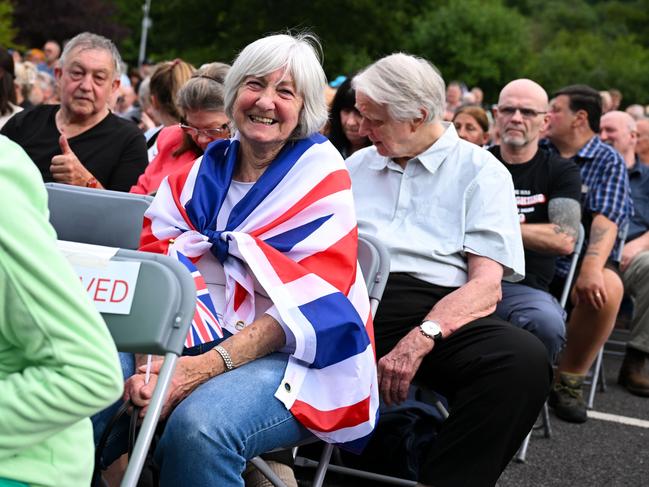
[102,249,195,487]
[293,235,450,487]
[47,184,194,486]
[586,221,629,409]
[46,183,154,249]
[250,233,393,487]
[516,223,586,462]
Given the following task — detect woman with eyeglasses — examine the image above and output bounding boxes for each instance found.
[130,62,231,195]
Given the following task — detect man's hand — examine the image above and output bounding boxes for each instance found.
[378,328,434,406]
[620,237,648,272]
[50,135,94,186]
[573,266,607,310]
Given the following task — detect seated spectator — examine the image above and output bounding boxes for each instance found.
[327,77,371,157]
[625,104,645,121]
[0,136,122,486]
[13,61,38,109]
[489,79,581,362]
[131,62,231,195]
[146,59,195,160]
[0,47,22,129]
[443,80,463,120]
[610,88,622,111]
[24,48,45,65]
[636,118,649,165]
[38,40,61,77]
[35,70,58,105]
[93,33,378,486]
[600,111,649,397]
[0,32,148,191]
[544,85,632,422]
[347,53,551,486]
[452,105,490,146]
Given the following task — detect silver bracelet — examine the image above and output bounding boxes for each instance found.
[214,345,235,371]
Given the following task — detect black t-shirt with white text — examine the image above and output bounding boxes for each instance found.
[489,146,582,291]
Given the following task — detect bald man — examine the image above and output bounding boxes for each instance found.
[601,111,649,396]
[636,119,649,165]
[489,79,582,362]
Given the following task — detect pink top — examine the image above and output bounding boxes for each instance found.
[130,125,199,195]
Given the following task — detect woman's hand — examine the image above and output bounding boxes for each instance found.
[125,354,220,419]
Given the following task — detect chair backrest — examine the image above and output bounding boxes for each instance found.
[107,249,195,355]
[559,223,586,308]
[358,233,391,317]
[46,183,153,250]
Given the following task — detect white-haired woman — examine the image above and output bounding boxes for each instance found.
[94,33,378,486]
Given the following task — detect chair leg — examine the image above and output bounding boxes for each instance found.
[587,348,604,409]
[248,457,289,487]
[515,430,532,463]
[311,443,334,487]
[542,402,552,438]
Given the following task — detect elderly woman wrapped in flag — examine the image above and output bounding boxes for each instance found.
[96,33,378,486]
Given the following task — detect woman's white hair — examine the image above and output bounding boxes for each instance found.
[224,33,328,139]
[352,53,446,123]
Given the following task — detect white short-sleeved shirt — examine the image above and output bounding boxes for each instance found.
[346,123,525,288]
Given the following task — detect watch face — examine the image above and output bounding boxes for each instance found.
[421,320,442,337]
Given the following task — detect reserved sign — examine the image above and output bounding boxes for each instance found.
[58,240,141,315]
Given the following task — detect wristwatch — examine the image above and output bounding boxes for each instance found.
[419,320,444,342]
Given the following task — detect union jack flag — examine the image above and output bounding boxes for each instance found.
[171,250,224,348]
[140,133,378,450]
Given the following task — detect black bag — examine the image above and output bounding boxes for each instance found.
[340,389,446,480]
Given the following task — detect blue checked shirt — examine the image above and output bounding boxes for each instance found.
[542,136,633,276]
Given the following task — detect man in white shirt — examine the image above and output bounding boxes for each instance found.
[347,53,551,487]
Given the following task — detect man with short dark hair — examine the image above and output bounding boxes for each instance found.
[489,79,581,362]
[600,111,649,397]
[2,32,147,192]
[543,84,633,422]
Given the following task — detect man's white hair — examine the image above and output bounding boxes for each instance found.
[352,53,446,122]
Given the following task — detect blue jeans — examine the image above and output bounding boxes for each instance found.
[496,281,566,362]
[93,352,312,486]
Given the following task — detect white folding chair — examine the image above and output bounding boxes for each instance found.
[46,183,153,249]
[515,223,586,462]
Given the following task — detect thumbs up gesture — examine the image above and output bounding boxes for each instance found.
[50,135,97,187]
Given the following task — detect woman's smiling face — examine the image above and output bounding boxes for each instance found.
[232,68,303,152]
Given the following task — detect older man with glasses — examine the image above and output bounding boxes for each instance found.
[489,79,582,363]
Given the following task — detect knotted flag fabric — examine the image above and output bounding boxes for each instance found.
[140,133,378,449]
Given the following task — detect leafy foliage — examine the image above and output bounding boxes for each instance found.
[9,0,649,104]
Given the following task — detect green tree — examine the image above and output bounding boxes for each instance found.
[407,0,531,101]
[0,0,18,48]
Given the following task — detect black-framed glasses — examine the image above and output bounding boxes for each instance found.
[179,123,230,138]
[497,106,547,118]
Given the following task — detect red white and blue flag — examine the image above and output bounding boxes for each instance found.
[140,133,378,449]
[171,250,224,348]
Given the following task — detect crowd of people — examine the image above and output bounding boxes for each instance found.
[1,30,649,487]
